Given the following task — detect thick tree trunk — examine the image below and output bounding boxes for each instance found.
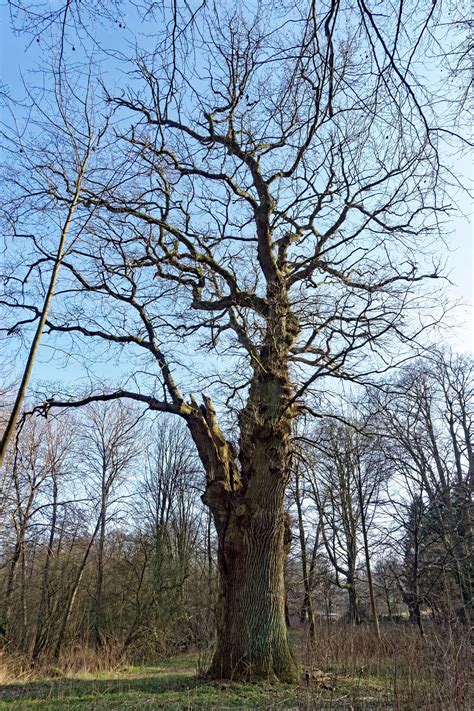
[186,283,300,682]
[204,487,297,682]
[187,388,298,679]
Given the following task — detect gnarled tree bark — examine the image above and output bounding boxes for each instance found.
[185,290,299,681]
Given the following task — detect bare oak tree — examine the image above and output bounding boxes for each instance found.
[2,1,467,680]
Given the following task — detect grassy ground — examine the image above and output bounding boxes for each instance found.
[0,625,471,709]
[0,653,396,710]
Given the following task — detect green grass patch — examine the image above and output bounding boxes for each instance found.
[0,652,425,709]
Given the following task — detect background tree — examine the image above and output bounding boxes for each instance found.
[305,423,366,624]
[371,350,473,621]
[288,458,321,639]
[1,418,49,648]
[134,418,204,650]
[77,401,141,649]
[31,416,75,661]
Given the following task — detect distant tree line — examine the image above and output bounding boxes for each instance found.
[0,347,471,663]
[287,348,472,638]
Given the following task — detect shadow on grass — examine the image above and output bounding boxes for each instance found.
[0,671,197,700]
[0,660,399,709]
[0,671,306,710]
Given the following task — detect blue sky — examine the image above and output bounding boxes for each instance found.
[1,2,472,402]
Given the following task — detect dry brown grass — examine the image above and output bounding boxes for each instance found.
[0,649,34,684]
[0,639,131,683]
[295,621,472,710]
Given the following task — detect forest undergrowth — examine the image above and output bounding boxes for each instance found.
[0,623,471,710]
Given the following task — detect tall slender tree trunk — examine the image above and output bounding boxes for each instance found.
[54,519,100,660]
[32,475,58,660]
[3,455,35,644]
[294,468,315,639]
[361,532,380,637]
[2,542,21,641]
[0,152,90,467]
[93,509,106,648]
[347,563,360,624]
[93,475,107,649]
[19,547,29,650]
[356,476,380,639]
